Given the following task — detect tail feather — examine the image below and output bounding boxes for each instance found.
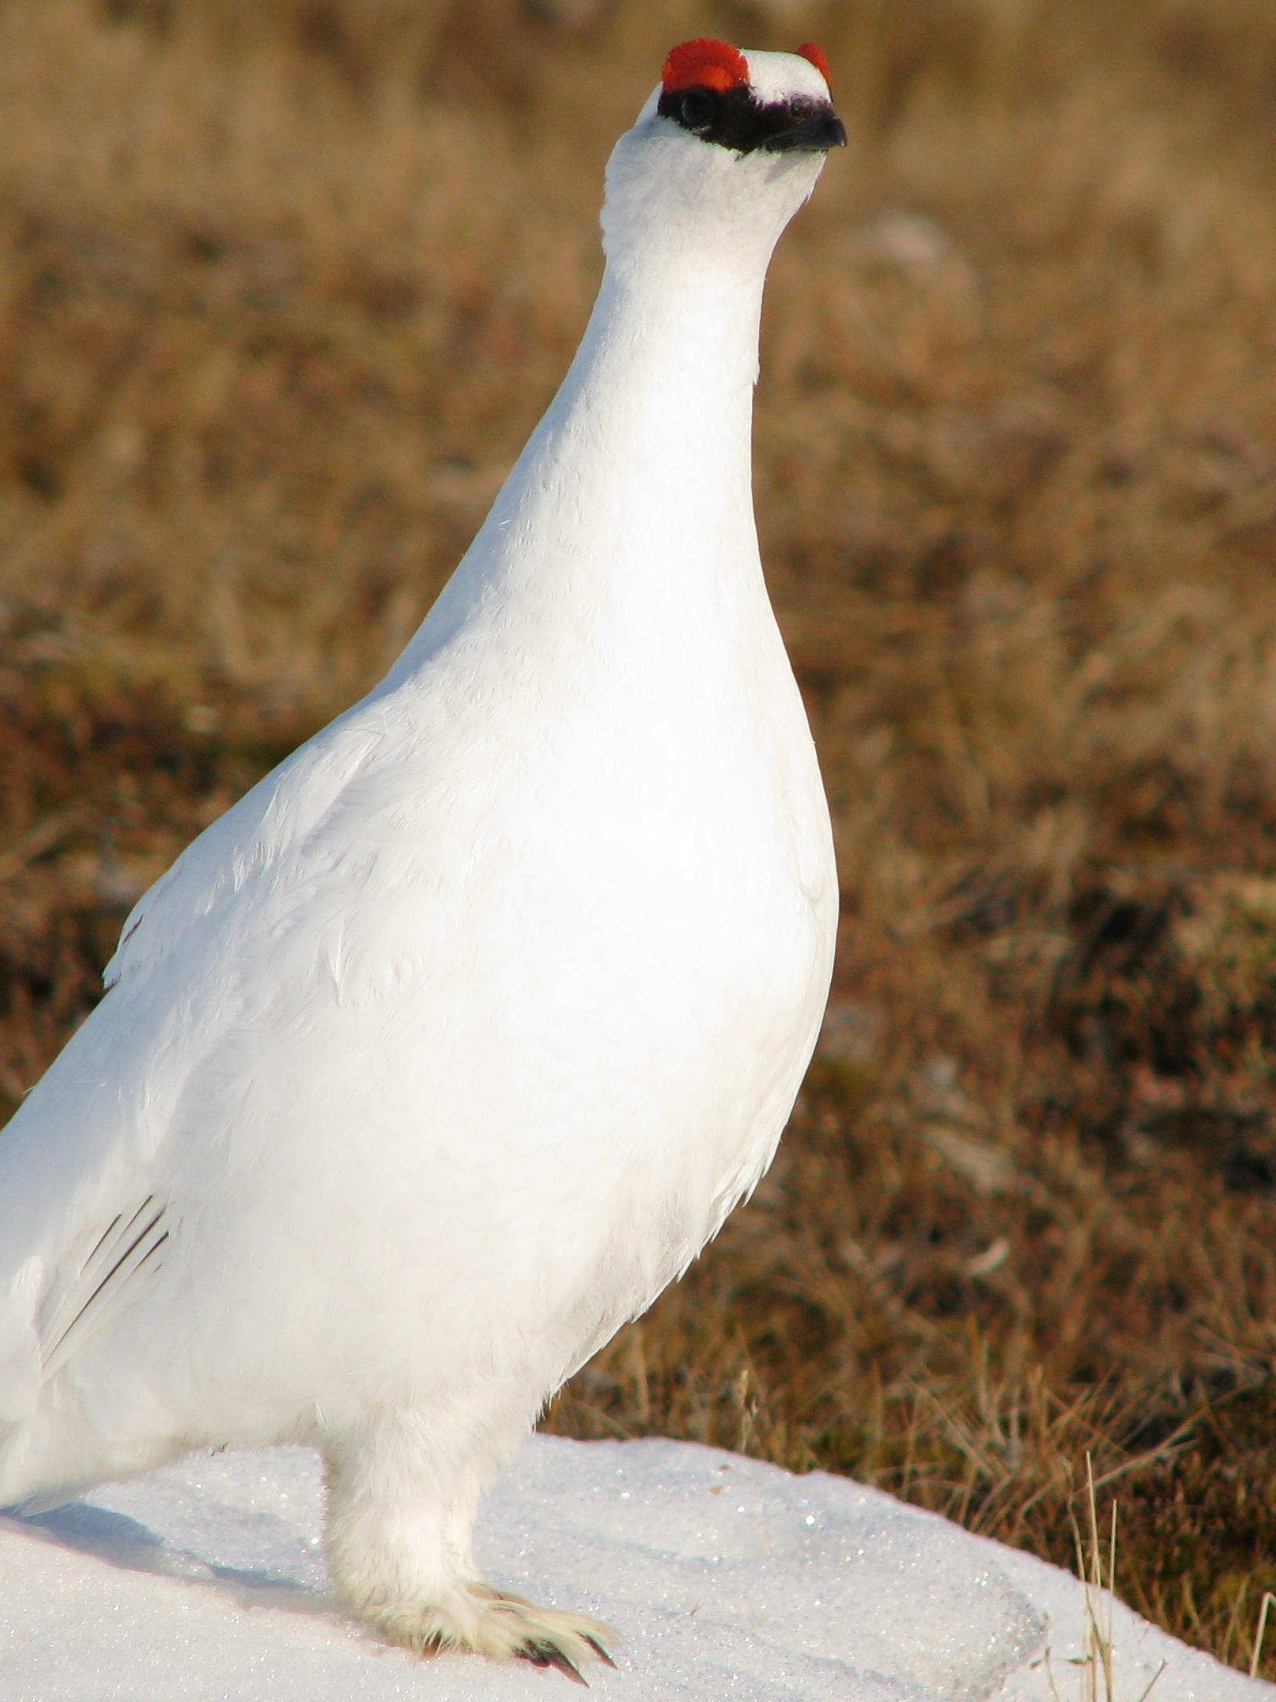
[37,1197,169,1383]
[0,1255,47,1503]
[0,1197,171,1507]
[0,1257,43,1427]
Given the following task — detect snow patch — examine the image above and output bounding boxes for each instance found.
[0,1434,1267,1702]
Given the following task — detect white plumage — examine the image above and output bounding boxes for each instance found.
[0,41,842,1677]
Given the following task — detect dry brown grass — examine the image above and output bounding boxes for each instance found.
[5,0,1276,1674]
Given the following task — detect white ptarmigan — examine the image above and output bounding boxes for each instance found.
[0,39,844,1681]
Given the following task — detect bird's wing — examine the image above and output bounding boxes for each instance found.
[0,713,387,1429]
[103,710,386,992]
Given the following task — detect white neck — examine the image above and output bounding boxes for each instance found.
[388,234,773,683]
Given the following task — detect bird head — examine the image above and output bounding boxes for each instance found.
[658,40,845,159]
[602,41,845,271]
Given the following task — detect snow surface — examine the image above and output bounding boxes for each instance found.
[0,1433,1267,1702]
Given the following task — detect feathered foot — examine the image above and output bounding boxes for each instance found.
[370,1583,616,1683]
[322,1407,614,1681]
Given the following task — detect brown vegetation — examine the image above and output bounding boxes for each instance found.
[4,0,1276,1673]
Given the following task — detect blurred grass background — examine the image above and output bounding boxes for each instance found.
[5,0,1276,1672]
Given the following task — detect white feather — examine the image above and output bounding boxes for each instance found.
[0,46,840,1666]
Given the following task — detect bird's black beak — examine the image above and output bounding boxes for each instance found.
[760,101,847,154]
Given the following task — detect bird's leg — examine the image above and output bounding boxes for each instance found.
[322,1407,614,1677]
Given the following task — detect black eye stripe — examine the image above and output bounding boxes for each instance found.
[657,85,841,156]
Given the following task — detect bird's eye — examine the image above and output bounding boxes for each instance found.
[679,91,715,131]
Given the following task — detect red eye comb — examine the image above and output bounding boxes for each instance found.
[662,39,749,96]
[797,43,832,87]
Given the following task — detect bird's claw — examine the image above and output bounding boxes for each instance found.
[584,1634,617,1669]
[520,1637,590,1684]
